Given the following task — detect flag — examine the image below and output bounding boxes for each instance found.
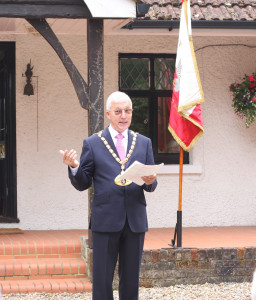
[168,0,204,152]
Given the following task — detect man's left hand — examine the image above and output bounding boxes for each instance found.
[141,174,156,185]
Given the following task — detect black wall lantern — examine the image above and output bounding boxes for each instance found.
[23,61,34,96]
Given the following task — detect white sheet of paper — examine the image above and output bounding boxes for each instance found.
[118,161,164,186]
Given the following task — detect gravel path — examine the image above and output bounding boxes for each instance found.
[0,282,252,300]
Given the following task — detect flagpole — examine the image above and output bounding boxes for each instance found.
[169,0,204,249]
[177,146,183,247]
[171,146,183,248]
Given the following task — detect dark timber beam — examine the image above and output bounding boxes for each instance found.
[87,19,104,248]
[87,19,104,135]
[26,18,89,109]
[0,0,92,18]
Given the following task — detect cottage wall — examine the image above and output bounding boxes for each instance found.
[1,28,256,229]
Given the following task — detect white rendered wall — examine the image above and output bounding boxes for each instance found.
[1,30,256,229]
[2,33,89,229]
[105,34,256,228]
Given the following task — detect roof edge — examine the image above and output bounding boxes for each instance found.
[123,20,256,30]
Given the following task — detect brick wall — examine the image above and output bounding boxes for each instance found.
[81,239,256,287]
[139,247,255,287]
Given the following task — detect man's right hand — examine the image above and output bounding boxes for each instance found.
[59,149,79,168]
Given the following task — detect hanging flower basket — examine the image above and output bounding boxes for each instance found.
[229,73,256,128]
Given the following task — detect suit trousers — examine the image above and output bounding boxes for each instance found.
[92,219,145,300]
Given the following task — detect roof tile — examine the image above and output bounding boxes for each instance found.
[140,0,256,21]
[247,5,256,19]
[219,4,232,20]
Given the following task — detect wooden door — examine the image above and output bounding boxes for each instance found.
[0,42,17,223]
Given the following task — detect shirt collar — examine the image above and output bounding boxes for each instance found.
[108,124,128,140]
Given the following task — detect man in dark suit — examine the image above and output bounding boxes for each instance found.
[60,91,158,300]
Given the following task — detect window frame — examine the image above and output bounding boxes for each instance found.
[119,53,189,165]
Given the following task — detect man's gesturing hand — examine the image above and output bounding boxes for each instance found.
[59,149,79,168]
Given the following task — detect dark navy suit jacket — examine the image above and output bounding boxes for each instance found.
[69,127,157,233]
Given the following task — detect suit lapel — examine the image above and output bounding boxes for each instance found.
[125,130,135,169]
[101,127,119,158]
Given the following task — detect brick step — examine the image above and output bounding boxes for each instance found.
[0,239,81,256]
[0,232,92,295]
[0,278,92,294]
[0,258,86,279]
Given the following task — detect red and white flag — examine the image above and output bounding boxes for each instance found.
[168,0,204,152]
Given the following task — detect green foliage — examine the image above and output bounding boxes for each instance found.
[229,73,256,128]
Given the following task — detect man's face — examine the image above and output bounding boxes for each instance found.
[106,99,133,133]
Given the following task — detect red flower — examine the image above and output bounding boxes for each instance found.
[249,82,255,88]
[252,97,256,102]
[248,75,255,82]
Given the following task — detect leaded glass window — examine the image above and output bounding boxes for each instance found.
[155,58,175,90]
[120,58,149,90]
[119,53,189,164]
[130,97,149,137]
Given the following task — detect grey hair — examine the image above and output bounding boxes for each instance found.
[106,91,132,112]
